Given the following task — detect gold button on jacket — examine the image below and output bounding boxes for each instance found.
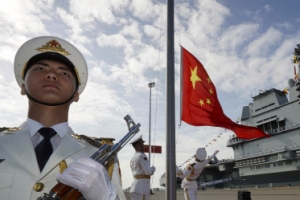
[33,182,44,192]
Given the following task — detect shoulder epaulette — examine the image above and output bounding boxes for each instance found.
[71,134,116,148]
[95,137,115,145]
[0,127,21,132]
[71,134,101,148]
[186,163,196,170]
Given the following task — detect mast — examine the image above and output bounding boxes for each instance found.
[166,0,176,199]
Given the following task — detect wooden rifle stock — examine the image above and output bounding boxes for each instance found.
[37,115,140,200]
[37,182,82,200]
[51,182,82,200]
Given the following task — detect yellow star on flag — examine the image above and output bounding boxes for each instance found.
[199,99,204,106]
[207,78,211,83]
[206,98,211,105]
[190,66,201,89]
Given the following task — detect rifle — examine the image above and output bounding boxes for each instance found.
[37,115,141,200]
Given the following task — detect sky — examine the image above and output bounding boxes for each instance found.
[1,0,300,190]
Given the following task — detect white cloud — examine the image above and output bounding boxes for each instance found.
[96,33,129,48]
[121,20,142,41]
[69,0,118,25]
[219,23,259,52]
[130,0,161,21]
[245,27,283,57]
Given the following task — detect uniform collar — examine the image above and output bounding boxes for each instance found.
[26,118,69,138]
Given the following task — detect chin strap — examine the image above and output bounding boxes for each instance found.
[25,88,77,106]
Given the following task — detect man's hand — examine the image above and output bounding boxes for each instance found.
[57,157,117,200]
[213,150,219,156]
[151,166,156,174]
[176,166,183,177]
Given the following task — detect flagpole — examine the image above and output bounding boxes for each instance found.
[148,82,155,164]
[179,45,183,127]
[166,0,177,199]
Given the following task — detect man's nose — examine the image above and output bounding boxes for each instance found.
[46,72,57,80]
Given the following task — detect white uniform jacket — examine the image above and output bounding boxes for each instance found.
[176,157,213,190]
[0,123,126,200]
[130,152,155,195]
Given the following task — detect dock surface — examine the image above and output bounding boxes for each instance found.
[125,187,300,200]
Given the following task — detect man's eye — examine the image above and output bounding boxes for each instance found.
[61,72,70,77]
[36,67,45,71]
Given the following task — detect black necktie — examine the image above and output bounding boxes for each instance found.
[35,127,57,171]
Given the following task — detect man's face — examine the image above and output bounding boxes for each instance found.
[22,59,79,105]
[140,141,145,151]
[134,140,145,152]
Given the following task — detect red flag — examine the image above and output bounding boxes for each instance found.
[144,145,162,153]
[181,46,269,139]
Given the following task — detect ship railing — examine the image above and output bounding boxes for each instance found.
[269,122,300,135]
[228,122,300,146]
[235,143,300,160]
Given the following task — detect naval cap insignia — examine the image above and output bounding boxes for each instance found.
[36,39,71,56]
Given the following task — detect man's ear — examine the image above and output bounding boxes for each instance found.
[73,92,79,102]
[21,84,26,95]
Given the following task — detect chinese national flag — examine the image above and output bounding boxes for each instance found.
[181,46,269,139]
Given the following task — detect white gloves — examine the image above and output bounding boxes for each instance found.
[57,157,117,200]
[150,166,156,174]
[176,166,183,177]
[212,150,219,157]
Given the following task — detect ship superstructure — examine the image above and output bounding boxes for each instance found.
[227,82,300,187]
[159,44,300,189]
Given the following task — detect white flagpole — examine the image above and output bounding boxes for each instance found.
[179,45,183,127]
[148,82,155,163]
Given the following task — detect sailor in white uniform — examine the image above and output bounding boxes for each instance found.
[176,148,219,200]
[130,135,156,200]
[0,36,125,200]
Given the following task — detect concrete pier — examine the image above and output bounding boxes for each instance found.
[125,187,300,200]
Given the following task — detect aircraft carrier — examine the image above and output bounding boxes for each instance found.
[160,44,300,189]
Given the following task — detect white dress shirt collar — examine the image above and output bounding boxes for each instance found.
[26,118,69,138]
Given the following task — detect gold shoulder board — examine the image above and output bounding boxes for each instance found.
[0,127,21,132]
[71,134,102,148]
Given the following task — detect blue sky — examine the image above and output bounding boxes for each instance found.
[0,0,299,189]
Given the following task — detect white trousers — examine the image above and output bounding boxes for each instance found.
[184,188,197,200]
[130,192,150,200]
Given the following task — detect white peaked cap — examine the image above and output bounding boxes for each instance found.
[130,134,145,145]
[195,148,207,160]
[14,36,88,94]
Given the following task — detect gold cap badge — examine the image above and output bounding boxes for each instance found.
[36,40,70,55]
